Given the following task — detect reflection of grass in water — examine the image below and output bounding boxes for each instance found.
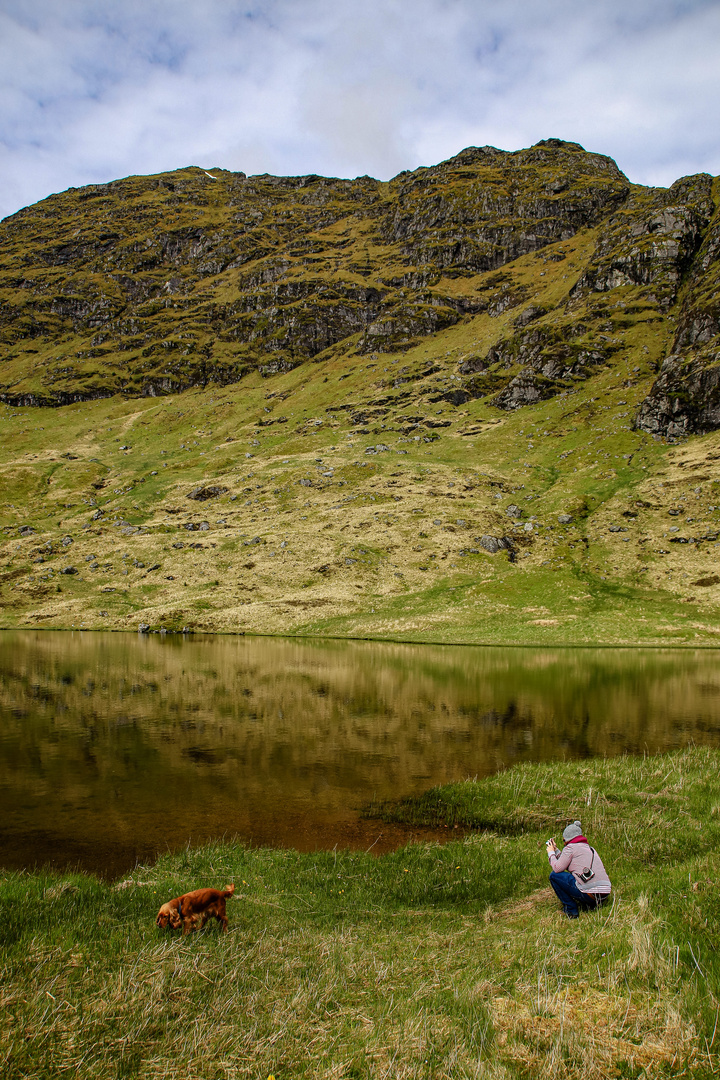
[1,748,718,1079]
[2,634,720,757]
[2,633,720,865]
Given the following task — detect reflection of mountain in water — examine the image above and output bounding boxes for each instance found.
[0,631,719,876]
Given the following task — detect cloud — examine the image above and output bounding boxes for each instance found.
[0,0,719,219]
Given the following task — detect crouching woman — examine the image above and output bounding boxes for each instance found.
[546,820,611,918]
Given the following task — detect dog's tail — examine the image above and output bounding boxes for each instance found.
[222,883,235,898]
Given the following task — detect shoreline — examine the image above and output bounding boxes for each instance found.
[2,748,718,1078]
[0,820,469,884]
[4,624,720,649]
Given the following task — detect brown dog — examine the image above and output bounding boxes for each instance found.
[156,884,235,934]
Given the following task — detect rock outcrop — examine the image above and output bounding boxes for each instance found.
[635,355,720,436]
[633,178,720,436]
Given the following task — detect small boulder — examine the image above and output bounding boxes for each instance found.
[480,535,516,557]
[187,485,228,501]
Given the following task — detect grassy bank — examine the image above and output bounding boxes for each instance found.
[2,748,719,1078]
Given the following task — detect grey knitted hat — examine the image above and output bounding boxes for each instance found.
[562,820,583,842]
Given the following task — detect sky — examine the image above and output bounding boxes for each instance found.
[1,0,720,220]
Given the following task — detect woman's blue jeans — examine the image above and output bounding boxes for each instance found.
[549,871,606,918]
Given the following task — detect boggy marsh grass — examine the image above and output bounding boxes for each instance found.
[2,749,719,1078]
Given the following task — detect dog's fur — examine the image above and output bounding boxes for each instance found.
[156,884,235,934]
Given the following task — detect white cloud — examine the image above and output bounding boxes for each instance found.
[0,0,719,219]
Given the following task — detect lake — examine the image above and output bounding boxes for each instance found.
[1,630,719,878]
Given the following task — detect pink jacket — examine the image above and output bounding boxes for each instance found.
[548,836,611,894]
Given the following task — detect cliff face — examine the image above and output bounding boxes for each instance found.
[634,183,720,436]
[0,138,719,437]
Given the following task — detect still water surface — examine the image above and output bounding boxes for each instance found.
[1,631,720,878]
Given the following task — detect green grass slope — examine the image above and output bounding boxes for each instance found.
[1,307,720,642]
[2,749,718,1078]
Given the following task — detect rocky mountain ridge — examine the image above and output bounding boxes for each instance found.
[1,138,717,438]
[0,139,716,438]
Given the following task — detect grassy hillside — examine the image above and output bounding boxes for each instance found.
[2,748,718,1078]
[1,311,720,642]
[1,141,720,642]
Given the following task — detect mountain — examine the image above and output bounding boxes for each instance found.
[1,140,720,644]
[3,137,719,435]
